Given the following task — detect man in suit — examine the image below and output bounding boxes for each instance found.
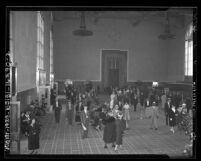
[50,88,56,112]
[131,92,138,112]
[169,104,176,133]
[150,102,159,130]
[139,92,145,119]
[164,98,171,126]
[80,105,90,139]
[53,96,62,123]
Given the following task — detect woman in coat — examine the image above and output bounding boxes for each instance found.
[102,111,116,148]
[114,112,124,151]
[169,104,176,133]
[27,117,40,154]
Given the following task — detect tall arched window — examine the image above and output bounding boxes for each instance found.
[37,11,44,70]
[185,23,193,76]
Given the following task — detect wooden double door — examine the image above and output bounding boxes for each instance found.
[102,50,127,89]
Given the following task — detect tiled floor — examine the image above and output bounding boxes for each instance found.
[20,95,190,157]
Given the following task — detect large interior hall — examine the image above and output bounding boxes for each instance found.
[7,7,195,158]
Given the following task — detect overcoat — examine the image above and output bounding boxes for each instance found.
[103,116,116,143]
[115,119,124,145]
[27,123,40,150]
[169,108,176,127]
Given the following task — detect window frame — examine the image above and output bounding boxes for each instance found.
[184,23,193,77]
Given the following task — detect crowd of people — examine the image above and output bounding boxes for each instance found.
[20,81,193,154]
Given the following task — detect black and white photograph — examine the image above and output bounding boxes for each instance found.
[4,5,197,159]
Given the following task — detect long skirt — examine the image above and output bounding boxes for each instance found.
[103,122,116,143]
[28,134,39,150]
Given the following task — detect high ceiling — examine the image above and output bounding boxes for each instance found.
[53,8,193,21]
[52,8,194,29]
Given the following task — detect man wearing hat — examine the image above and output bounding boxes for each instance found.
[164,97,172,126]
[150,102,159,130]
[169,104,176,133]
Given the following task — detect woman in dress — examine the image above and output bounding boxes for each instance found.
[123,101,131,129]
[27,117,40,154]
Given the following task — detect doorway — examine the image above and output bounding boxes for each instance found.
[101,49,127,89]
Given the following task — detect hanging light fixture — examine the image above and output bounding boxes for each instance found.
[73,11,93,36]
[158,12,176,40]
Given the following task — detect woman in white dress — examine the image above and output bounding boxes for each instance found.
[123,101,131,129]
[110,91,116,109]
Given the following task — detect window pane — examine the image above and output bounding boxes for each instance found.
[185,24,193,76]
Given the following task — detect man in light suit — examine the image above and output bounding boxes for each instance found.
[150,102,159,130]
[80,105,90,139]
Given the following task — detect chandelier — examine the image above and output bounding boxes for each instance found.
[158,12,176,40]
[73,11,93,36]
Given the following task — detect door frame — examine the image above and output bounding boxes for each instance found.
[100,49,128,88]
